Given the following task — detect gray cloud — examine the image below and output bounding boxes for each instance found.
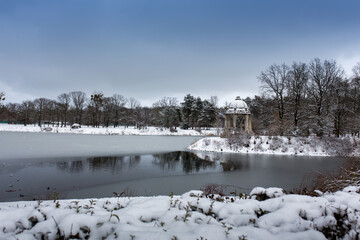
[0,0,359,106]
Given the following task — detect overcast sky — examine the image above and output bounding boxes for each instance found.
[0,0,359,106]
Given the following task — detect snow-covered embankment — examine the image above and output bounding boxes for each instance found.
[0,124,218,136]
[189,135,360,157]
[1,187,360,239]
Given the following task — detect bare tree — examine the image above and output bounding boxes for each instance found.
[128,97,141,109]
[128,97,141,128]
[5,103,20,123]
[353,62,360,78]
[33,98,48,127]
[287,62,308,132]
[350,63,360,112]
[47,100,58,126]
[258,63,289,134]
[349,63,360,135]
[153,97,178,108]
[332,78,351,137]
[70,91,87,125]
[308,58,344,136]
[111,94,127,127]
[102,97,113,127]
[58,93,71,127]
[19,100,34,126]
[209,96,218,107]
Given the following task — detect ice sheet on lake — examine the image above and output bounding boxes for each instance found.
[0,132,201,161]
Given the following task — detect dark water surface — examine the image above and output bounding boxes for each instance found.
[0,151,343,202]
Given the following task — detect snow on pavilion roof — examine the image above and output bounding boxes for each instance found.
[226,96,251,115]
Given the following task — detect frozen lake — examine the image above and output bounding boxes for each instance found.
[0,132,343,202]
[0,132,201,161]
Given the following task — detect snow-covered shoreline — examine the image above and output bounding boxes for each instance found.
[1,186,360,239]
[189,136,360,157]
[0,123,218,136]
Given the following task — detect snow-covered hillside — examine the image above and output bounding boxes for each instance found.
[1,186,360,240]
[189,136,360,157]
[0,124,218,136]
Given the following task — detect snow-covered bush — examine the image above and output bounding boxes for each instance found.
[203,138,211,146]
[250,187,285,201]
[220,159,247,171]
[322,136,353,156]
[226,132,251,150]
[190,134,360,157]
[200,183,226,196]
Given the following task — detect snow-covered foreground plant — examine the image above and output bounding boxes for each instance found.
[1,187,360,239]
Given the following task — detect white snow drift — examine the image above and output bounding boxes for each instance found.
[1,186,360,239]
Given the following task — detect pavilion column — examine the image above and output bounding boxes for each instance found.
[239,116,243,132]
[248,115,253,133]
[244,115,247,132]
[233,115,237,128]
[241,115,246,132]
[245,115,253,133]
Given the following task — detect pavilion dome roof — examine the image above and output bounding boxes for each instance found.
[226,96,250,114]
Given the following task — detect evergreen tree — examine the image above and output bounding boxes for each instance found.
[159,106,180,129]
[199,100,216,128]
[190,97,203,128]
[181,94,195,129]
[0,92,5,107]
[90,92,104,127]
[153,97,179,129]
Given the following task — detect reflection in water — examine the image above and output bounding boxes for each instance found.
[55,152,218,175]
[152,151,216,173]
[193,151,250,172]
[220,154,249,172]
[55,152,248,175]
[88,156,140,174]
[1,151,344,202]
[87,154,218,173]
[56,161,84,173]
[221,158,249,171]
[55,156,142,174]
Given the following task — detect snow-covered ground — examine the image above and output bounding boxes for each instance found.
[1,186,360,240]
[0,124,218,136]
[189,136,360,157]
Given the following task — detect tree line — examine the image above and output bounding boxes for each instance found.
[0,58,359,137]
[253,58,360,137]
[0,91,218,130]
